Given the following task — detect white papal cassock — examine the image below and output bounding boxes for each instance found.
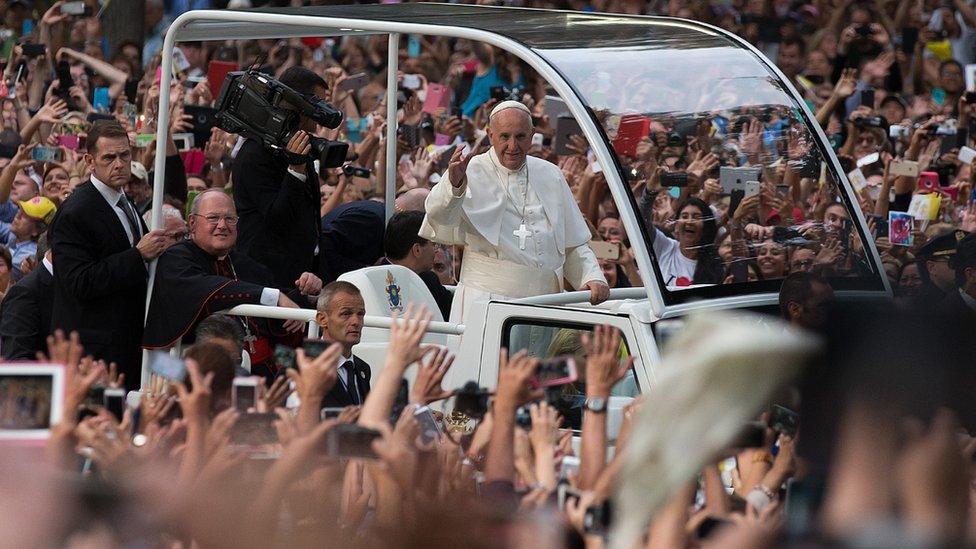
[420,147,605,325]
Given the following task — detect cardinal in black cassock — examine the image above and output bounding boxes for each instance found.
[143,190,322,378]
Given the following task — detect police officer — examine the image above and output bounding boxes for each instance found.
[911,230,969,310]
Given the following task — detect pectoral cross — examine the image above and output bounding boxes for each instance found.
[514,223,532,250]
[243,333,257,353]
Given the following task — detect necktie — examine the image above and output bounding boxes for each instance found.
[341,361,360,405]
[116,195,141,245]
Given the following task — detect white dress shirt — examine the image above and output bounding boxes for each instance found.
[91,175,142,244]
[336,354,360,402]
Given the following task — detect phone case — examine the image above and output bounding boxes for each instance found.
[207,61,240,97]
[612,115,650,157]
[422,83,452,115]
[889,159,919,177]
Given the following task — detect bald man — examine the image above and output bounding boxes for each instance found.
[143,190,321,377]
[421,101,607,328]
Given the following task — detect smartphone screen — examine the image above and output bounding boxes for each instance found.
[534,356,577,387]
[323,424,381,459]
[103,389,126,422]
[859,88,874,109]
[233,382,257,413]
[301,339,328,359]
[414,406,442,445]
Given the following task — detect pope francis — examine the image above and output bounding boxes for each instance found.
[420,100,609,326]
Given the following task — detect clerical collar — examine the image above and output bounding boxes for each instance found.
[488,148,526,176]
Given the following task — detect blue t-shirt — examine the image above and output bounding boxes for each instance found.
[460,65,510,118]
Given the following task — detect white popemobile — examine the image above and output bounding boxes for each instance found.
[147,4,891,437]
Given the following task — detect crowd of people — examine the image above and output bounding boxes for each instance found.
[0,0,974,547]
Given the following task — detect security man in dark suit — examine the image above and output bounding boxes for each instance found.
[49,120,172,388]
[232,66,328,289]
[0,235,54,359]
[315,280,372,408]
[381,211,453,320]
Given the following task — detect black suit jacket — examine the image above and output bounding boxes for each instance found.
[233,139,320,288]
[320,200,385,283]
[0,264,54,360]
[50,181,148,388]
[320,356,372,408]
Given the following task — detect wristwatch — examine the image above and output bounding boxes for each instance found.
[584,396,607,413]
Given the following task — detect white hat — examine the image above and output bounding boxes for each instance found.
[489,100,531,121]
[130,161,148,182]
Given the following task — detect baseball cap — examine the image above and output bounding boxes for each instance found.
[19,196,57,225]
[130,161,148,182]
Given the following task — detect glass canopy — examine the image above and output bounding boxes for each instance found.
[179,4,889,306]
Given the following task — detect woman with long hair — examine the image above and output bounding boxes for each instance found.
[647,196,724,287]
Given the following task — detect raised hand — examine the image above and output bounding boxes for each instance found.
[387,303,433,368]
[409,346,455,405]
[447,147,474,188]
[494,349,541,411]
[581,325,633,398]
[287,342,342,401]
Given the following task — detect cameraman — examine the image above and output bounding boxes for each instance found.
[232,67,328,289]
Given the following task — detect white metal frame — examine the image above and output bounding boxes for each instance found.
[143,6,891,382]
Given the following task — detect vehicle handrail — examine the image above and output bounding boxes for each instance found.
[509,287,647,306]
[221,304,466,336]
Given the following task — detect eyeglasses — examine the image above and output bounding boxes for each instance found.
[192,213,239,226]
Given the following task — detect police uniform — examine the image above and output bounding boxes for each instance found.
[911,230,969,310]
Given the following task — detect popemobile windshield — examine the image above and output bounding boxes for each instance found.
[146,4,890,391]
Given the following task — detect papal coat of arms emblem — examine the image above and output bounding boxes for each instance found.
[385,271,403,312]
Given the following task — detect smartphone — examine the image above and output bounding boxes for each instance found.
[661,171,689,188]
[859,88,875,109]
[744,180,761,198]
[901,27,919,55]
[232,377,260,413]
[543,94,569,123]
[339,72,369,92]
[207,60,240,98]
[554,116,583,156]
[589,240,620,261]
[957,127,969,149]
[273,344,297,371]
[889,159,919,177]
[57,135,80,151]
[183,104,217,147]
[583,500,613,536]
[612,114,651,157]
[401,73,422,90]
[93,87,110,112]
[436,144,458,173]
[559,455,580,480]
[320,407,345,421]
[407,34,422,58]
[229,412,278,446]
[414,405,442,445]
[933,87,947,106]
[966,91,976,105]
[768,404,799,437]
[134,133,155,149]
[149,350,187,382]
[867,214,889,239]
[22,43,45,58]
[398,124,420,149]
[56,60,74,93]
[61,1,93,16]
[103,388,126,422]
[322,423,381,459]
[533,356,578,388]
[31,146,63,163]
[422,83,451,115]
[172,132,194,152]
[719,166,762,195]
[302,339,328,359]
[558,484,582,510]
